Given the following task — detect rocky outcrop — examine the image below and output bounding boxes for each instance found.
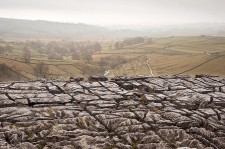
[0,75,225,149]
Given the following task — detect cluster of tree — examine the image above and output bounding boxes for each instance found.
[114,37,149,49]
[0,64,13,79]
[0,45,13,54]
[72,49,93,61]
[33,62,49,78]
[80,64,105,76]
[25,40,44,50]
[0,64,22,81]
[24,40,101,61]
[23,46,31,63]
[98,56,127,68]
[26,40,100,53]
[48,53,63,60]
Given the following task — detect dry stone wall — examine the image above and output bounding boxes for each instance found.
[0,75,225,149]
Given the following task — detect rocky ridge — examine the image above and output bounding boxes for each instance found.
[0,75,225,149]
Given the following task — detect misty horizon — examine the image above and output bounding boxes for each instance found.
[1,16,225,29]
[0,0,225,26]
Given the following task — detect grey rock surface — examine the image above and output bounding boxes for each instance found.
[0,75,225,149]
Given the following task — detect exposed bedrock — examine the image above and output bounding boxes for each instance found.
[0,75,225,149]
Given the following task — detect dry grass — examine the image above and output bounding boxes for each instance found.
[102,36,225,77]
[1,36,225,80]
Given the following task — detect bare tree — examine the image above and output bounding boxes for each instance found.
[93,43,102,51]
[23,46,31,63]
[34,62,49,78]
[72,51,81,60]
[81,49,92,62]
[80,65,104,77]
[114,42,121,49]
[5,45,13,53]
[0,45,5,54]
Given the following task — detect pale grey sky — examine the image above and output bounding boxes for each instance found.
[0,0,224,26]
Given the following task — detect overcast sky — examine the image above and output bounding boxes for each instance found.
[0,0,224,26]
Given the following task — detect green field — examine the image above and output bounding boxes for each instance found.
[98,36,225,77]
[1,36,225,81]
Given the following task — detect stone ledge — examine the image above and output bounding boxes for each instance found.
[0,75,224,148]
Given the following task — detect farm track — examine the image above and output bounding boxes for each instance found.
[146,58,154,76]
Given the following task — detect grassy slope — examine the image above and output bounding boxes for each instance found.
[0,36,225,80]
[102,36,225,77]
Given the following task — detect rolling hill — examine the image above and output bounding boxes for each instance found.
[0,18,110,40]
[1,18,225,40]
[0,36,225,81]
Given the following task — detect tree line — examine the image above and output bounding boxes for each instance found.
[0,45,13,54]
[114,37,151,49]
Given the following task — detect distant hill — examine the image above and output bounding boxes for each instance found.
[0,18,147,40]
[0,18,112,40]
[0,18,225,40]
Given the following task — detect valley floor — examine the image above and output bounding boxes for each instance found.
[1,36,225,81]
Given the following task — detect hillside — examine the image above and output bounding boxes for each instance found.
[0,18,109,40]
[0,36,225,80]
[1,18,225,40]
[100,36,225,77]
[0,64,28,81]
[0,18,147,40]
